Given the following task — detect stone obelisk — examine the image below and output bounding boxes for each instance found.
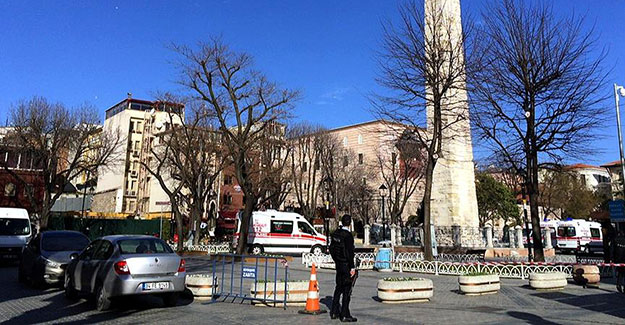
[425,0,480,247]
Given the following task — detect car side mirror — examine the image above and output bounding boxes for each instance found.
[70,253,79,261]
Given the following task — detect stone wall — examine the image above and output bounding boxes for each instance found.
[92,189,118,213]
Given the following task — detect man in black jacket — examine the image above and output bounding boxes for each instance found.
[329,214,357,322]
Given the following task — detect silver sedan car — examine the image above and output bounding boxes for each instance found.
[64,235,186,311]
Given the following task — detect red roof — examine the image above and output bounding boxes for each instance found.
[566,163,601,170]
[601,160,622,168]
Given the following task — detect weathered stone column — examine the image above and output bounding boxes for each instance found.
[452,225,461,247]
[515,226,523,249]
[396,226,403,246]
[508,228,516,248]
[485,225,493,248]
[544,227,552,249]
[364,224,371,246]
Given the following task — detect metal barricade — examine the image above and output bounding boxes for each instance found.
[210,254,289,309]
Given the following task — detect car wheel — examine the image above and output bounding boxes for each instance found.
[64,275,78,300]
[162,292,180,307]
[311,245,324,255]
[250,245,264,255]
[95,283,112,311]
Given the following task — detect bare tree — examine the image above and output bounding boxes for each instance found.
[377,129,426,225]
[141,98,226,250]
[0,97,121,229]
[333,148,377,225]
[374,1,478,259]
[174,39,299,254]
[255,123,292,210]
[287,122,327,219]
[471,0,607,261]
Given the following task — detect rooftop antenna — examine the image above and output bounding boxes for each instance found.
[127,92,132,99]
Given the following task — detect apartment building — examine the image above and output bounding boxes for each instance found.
[92,97,184,216]
[0,127,45,213]
[601,160,624,200]
[284,120,423,224]
[564,163,611,195]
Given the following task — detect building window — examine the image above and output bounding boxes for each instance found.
[392,152,397,166]
[224,175,233,185]
[343,155,348,167]
[303,162,308,172]
[4,183,16,197]
[358,153,363,165]
[358,134,363,144]
[343,136,348,146]
[223,194,233,205]
[314,158,320,171]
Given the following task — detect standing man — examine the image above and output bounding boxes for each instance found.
[329,214,357,322]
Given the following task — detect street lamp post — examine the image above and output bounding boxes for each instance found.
[322,177,332,247]
[614,84,625,200]
[379,184,388,242]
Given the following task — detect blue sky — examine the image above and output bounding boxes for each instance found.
[0,0,623,165]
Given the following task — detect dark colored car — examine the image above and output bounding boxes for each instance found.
[18,230,90,286]
[64,235,186,311]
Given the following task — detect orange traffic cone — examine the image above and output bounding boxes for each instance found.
[298,263,327,315]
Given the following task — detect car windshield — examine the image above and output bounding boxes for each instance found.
[0,218,30,236]
[118,238,173,255]
[42,233,90,251]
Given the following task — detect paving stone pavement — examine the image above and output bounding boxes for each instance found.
[1,257,624,324]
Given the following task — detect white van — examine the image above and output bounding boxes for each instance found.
[0,208,32,260]
[556,219,602,253]
[234,210,327,255]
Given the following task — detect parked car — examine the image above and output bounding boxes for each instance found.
[19,230,90,286]
[0,207,32,261]
[64,235,186,311]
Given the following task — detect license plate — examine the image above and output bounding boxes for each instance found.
[1,254,17,259]
[142,282,169,290]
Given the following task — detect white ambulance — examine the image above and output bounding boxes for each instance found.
[555,219,602,253]
[234,210,327,255]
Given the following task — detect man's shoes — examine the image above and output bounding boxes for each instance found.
[330,314,340,320]
[340,317,357,322]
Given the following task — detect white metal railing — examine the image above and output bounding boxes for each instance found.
[169,242,231,254]
[301,252,376,270]
[301,251,618,279]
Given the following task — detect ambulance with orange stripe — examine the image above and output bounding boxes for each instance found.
[234,210,327,255]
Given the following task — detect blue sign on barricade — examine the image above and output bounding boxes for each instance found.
[609,200,625,222]
[209,254,289,309]
[242,267,256,279]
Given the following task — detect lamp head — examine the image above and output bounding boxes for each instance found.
[619,87,625,97]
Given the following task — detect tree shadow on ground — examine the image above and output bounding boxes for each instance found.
[4,286,194,324]
[531,291,625,320]
[0,266,65,304]
[507,311,562,325]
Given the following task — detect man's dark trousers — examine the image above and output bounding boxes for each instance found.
[331,262,352,318]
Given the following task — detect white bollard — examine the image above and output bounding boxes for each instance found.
[364,224,371,246]
[544,227,553,249]
[390,224,397,246]
[515,226,524,249]
[485,225,494,248]
[508,229,516,248]
[396,225,402,246]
